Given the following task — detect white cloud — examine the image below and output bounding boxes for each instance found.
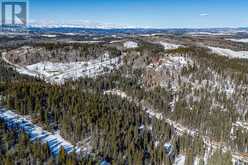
[200,13,209,17]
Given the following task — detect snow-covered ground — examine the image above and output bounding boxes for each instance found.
[208,46,248,59]
[148,56,189,72]
[15,54,122,84]
[2,49,123,84]
[41,34,57,38]
[173,155,185,165]
[164,143,173,155]
[104,90,127,98]
[139,33,158,37]
[227,38,248,43]
[0,107,86,156]
[194,157,201,165]
[104,89,197,137]
[233,121,248,130]
[147,56,192,95]
[64,33,77,36]
[123,41,138,48]
[159,42,182,50]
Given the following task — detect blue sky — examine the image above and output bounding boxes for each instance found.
[28,0,248,28]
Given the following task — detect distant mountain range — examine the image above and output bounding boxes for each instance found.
[1,22,248,36]
[28,24,133,29]
[27,20,138,29]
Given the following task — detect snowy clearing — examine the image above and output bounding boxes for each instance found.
[13,54,122,84]
[227,38,248,43]
[41,34,57,38]
[123,41,138,48]
[208,46,248,59]
[139,33,158,37]
[148,56,189,72]
[104,90,128,98]
[0,107,89,156]
[159,42,182,50]
[186,32,233,36]
[2,47,123,84]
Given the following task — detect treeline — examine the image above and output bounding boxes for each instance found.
[168,46,248,77]
[5,42,122,66]
[0,55,39,82]
[124,42,165,67]
[33,42,122,59]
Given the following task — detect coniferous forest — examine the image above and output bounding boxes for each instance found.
[0,36,247,165]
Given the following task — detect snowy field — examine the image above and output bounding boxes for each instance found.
[0,107,81,156]
[41,34,57,38]
[16,54,122,84]
[208,46,248,59]
[123,41,138,48]
[159,42,182,50]
[227,38,248,43]
[186,32,233,36]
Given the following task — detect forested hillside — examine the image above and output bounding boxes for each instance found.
[0,37,247,164]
